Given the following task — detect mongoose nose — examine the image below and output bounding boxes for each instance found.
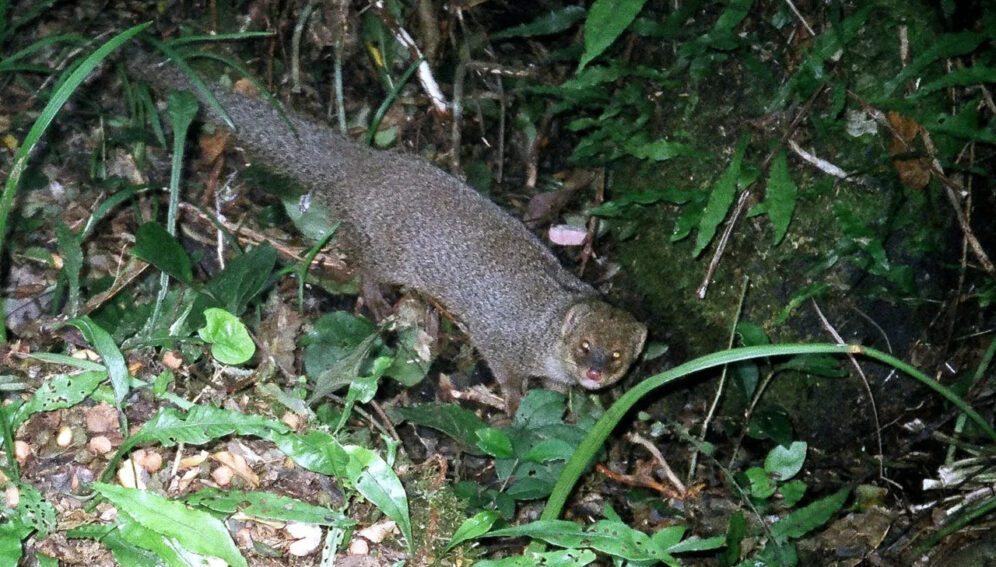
[585,369,603,382]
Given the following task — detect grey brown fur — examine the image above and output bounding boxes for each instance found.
[128,50,646,413]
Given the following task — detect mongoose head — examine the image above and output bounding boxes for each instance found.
[559,300,647,390]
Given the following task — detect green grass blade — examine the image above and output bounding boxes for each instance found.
[0,21,151,343]
[540,343,996,527]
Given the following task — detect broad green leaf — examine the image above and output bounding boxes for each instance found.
[780,479,808,507]
[343,444,413,553]
[11,370,107,428]
[392,403,489,455]
[132,222,193,285]
[186,488,354,527]
[476,427,515,459]
[764,441,807,480]
[198,308,256,365]
[747,408,795,446]
[269,429,351,477]
[578,0,649,71]
[693,136,748,257]
[736,322,770,346]
[522,438,576,463]
[303,311,378,377]
[723,512,747,566]
[93,483,247,567]
[445,511,501,553]
[204,244,277,315]
[770,487,849,541]
[66,316,129,408]
[492,6,586,39]
[744,467,776,499]
[764,151,797,246]
[649,525,684,550]
[116,517,209,566]
[0,521,31,565]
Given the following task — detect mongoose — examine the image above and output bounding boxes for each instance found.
[126,49,647,413]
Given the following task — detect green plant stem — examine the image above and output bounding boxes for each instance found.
[0,400,19,478]
[540,343,996,528]
[365,57,422,147]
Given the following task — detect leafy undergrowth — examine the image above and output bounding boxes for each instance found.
[2,1,995,566]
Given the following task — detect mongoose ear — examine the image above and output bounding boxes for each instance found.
[561,301,591,336]
[633,323,648,355]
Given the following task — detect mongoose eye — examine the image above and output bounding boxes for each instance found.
[579,340,591,353]
[612,351,621,359]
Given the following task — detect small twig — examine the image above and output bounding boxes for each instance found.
[371,0,448,114]
[689,276,749,482]
[810,299,886,481]
[595,463,685,499]
[627,432,686,495]
[786,139,849,179]
[450,48,469,173]
[578,169,605,275]
[782,0,815,37]
[696,86,824,299]
[291,0,318,94]
[848,91,995,276]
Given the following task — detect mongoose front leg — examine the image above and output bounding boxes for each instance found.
[492,366,525,415]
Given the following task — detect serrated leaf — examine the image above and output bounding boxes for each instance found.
[624,138,695,161]
[693,136,748,257]
[916,65,996,96]
[492,6,586,39]
[132,222,193,285]
[883,32,985,96]
[764,441,807,480]
[93,483,247,567]
[186,488,354,527]
[444,511,501,553]
[66,316,129,407]
[780,479,808,507]
[198,308,255,365]
[578,0,649,71]
[125,405,289,450]
[764,151,797,246]
[11,370,107,429]
[770,487,849,541]
[14,483,56,536]
[667,535,725,553]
